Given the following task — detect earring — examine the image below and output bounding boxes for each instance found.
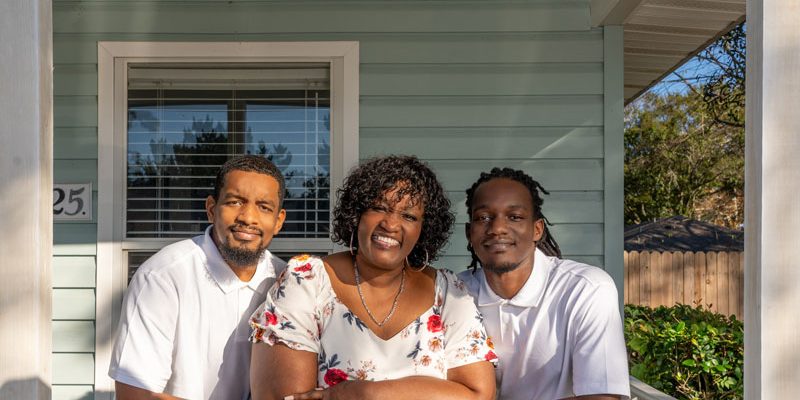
[349,231,356,256]
[407,249,429,272]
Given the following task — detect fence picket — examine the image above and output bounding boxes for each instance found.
[717,251,730,316]
[641,252,651,307]
[624,251,743,319]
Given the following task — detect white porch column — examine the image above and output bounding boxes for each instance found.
[0,0,53,399]
[745,1,800,398]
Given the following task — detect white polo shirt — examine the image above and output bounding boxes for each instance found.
[109,226,286,400]
[458,249,630,400]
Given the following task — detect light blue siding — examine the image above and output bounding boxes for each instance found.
[52,385,94,400]
[54,64,97,96]
[53,128,98,159]
[54,96,96,128]
[430,160,604,192]
[53,256,96,288]
[52,354,94,385]
[53,289,96,320]
[363,127,604,159]
[361,63,604,96]
[53,321,95,353]
[52,0,624,395]
[54,160,97,188]
[361,95,603,127]
[54,2,590,34]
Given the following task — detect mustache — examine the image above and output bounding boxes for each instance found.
[228,224,263,235]
[481,238,514,246]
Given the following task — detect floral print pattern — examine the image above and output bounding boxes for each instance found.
[250,256,497,388]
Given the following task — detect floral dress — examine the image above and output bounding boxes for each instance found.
[250,255,497,388]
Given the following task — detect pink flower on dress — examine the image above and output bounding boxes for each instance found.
[427,315,443,333]
[485,350,498,362]
[324,368,349,386]
[294,263,313,273]
[264,310,278,326]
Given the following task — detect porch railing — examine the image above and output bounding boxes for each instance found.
[630,376,677,400]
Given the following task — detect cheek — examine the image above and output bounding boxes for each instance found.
[466,226,481,243]
[409,224,423,244]
[355,218,372,241]
[213,207,236,223]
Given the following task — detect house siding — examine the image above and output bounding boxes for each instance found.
[52,0,620,397]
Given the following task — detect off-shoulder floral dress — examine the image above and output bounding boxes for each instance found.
[250,255,497,388]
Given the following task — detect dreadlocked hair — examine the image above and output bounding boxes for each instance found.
[465,167,562,272]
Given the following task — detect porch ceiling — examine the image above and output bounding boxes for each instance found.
[611,0,746,103]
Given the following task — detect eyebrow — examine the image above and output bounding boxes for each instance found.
[472,203,527,211]
[257,198,278,207]
[222,192,277,206]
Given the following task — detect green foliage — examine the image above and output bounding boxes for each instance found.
[695,23,745,129]
[625,23,745,228]
[624,90,744,228]
[625,304,743,400]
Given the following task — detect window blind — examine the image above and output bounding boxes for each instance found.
[126,63,331,239]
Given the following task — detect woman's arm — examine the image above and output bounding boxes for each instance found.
[289,361,496,400]
[251,342,319,400]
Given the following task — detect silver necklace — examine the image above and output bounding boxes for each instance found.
[353,259,405,327]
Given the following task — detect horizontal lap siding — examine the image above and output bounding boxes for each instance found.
[52,0,600,396]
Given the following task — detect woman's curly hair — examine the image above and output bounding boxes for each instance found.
[331,155,454,266]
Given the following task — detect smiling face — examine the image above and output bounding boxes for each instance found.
[467,178,544,274]
[205,169,286,270]
[356,186,424,271]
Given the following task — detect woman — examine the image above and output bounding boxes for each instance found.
[249,155,497,400]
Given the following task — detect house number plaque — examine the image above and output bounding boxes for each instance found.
[53,183,92,221]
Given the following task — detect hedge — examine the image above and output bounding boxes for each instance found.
[624,304,744,400]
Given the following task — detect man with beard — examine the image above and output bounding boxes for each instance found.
[458,168,630,400]
[109,155,287,400]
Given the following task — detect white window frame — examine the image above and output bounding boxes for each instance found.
[95,41,359,394]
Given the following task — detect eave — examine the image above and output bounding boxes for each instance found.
[592,0,746,104]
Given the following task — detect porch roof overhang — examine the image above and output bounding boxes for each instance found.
[591,0,746,103]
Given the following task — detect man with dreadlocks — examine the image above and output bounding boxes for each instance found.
[457,168,630,400]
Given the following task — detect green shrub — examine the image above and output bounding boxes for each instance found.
[624,304,743,400]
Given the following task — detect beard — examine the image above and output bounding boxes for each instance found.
[482,261,522,275]
[217,225,269,267]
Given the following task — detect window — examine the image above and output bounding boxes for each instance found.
[96,41,358,392]
[125,63,332,239]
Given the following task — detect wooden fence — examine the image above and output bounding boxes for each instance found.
[624,251,744,319]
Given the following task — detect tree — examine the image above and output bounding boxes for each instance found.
[624,91,743,228]
[672,23,745,128]
[625,22,745,228]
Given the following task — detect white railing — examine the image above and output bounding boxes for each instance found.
[630,376,678,400]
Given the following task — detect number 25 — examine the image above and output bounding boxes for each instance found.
[53,187,85,216]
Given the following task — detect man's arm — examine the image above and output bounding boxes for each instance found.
[570,275,631,399]
[109,271,178,397]
[115,382,182,400]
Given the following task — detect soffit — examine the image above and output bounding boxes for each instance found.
[620,0,746,103]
